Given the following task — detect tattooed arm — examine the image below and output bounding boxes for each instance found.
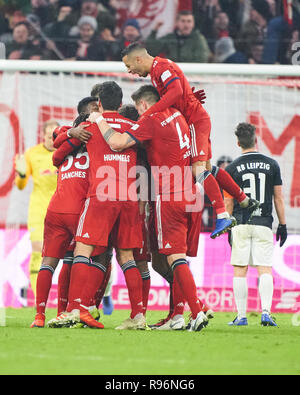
[88,112,136,151]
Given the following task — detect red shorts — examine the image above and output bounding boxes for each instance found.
[42,210,79,259]
[189,117,212,163]
[133,212,151,262]
[154,191,202,256]
[75,197,143,249]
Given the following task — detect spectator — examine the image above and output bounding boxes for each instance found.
[26,13,47,56]
[98,26,118,60]
[80,0,116,33]
[206,11,231,51]
[146,10,211,62]
[30,0,58,26]
[64,15,105,60]
[0,10,27,45]
[109,18,142,61]
[261,1,300,64]
[236,0,273,58]
[214,36,248,63]
[6,21,37,60]
[249,41,264,64]
[43,1,79,59]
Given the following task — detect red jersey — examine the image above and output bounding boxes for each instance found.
[85,112,137,201]
[127,108,193,196]
[150,56,209,124]
[48,147,90,215]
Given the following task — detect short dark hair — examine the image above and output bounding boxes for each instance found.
[177,10,194,19]
[77,96,97,114]
[97,81,123,111]
[131,85,160,105]
[235,123,256,149]
[121,41,147,58]
[90,83,101,98]
[74,96,97,127]
[118,104,139,121]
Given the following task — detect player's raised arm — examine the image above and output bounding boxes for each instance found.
[88,112,136,151]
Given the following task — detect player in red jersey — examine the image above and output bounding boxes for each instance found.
[31,97,108,329]
[118,104,151,317]
[64,81,146,330]
[121,43,260,238]
[89,85,210,332]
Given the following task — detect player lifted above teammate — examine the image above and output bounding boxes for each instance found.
[121,42,260,238]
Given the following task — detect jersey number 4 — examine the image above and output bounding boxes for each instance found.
[176,122,190,150]
[242,172,266,203]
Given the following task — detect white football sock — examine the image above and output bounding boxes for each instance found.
[233,277,248,319]
[217,211,230,220]
[259,273,273,314]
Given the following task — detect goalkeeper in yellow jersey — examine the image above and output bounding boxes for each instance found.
[15,119,59,297]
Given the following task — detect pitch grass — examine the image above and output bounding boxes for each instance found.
[0,308,299,375]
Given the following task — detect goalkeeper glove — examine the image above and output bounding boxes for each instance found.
[276,224,287,247]
[15,154,27,178]
[192,87,206,104]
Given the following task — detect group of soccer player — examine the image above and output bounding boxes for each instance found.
[31,42,261,331]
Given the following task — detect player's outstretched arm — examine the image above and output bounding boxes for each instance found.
[88,113,136,151]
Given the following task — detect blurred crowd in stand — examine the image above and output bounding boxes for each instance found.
[0,0,299,64]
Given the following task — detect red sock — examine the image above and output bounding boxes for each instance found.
[80,261,106,308]
[121,261,143,319]
[214,167,247,203]
[168,283,174,316]
[172,275,185,316]
[201,171,226,215]
[57,262,72,315]
[172,259,200,319]
[67,256,90,312]
[36,266,54,315]
[140,271,151,316]
[95,262,111,308]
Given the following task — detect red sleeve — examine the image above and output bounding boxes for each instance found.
[125,116,154,143]
[54,129,83,149]
[52,139,81,167]
[143,78,183,117]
